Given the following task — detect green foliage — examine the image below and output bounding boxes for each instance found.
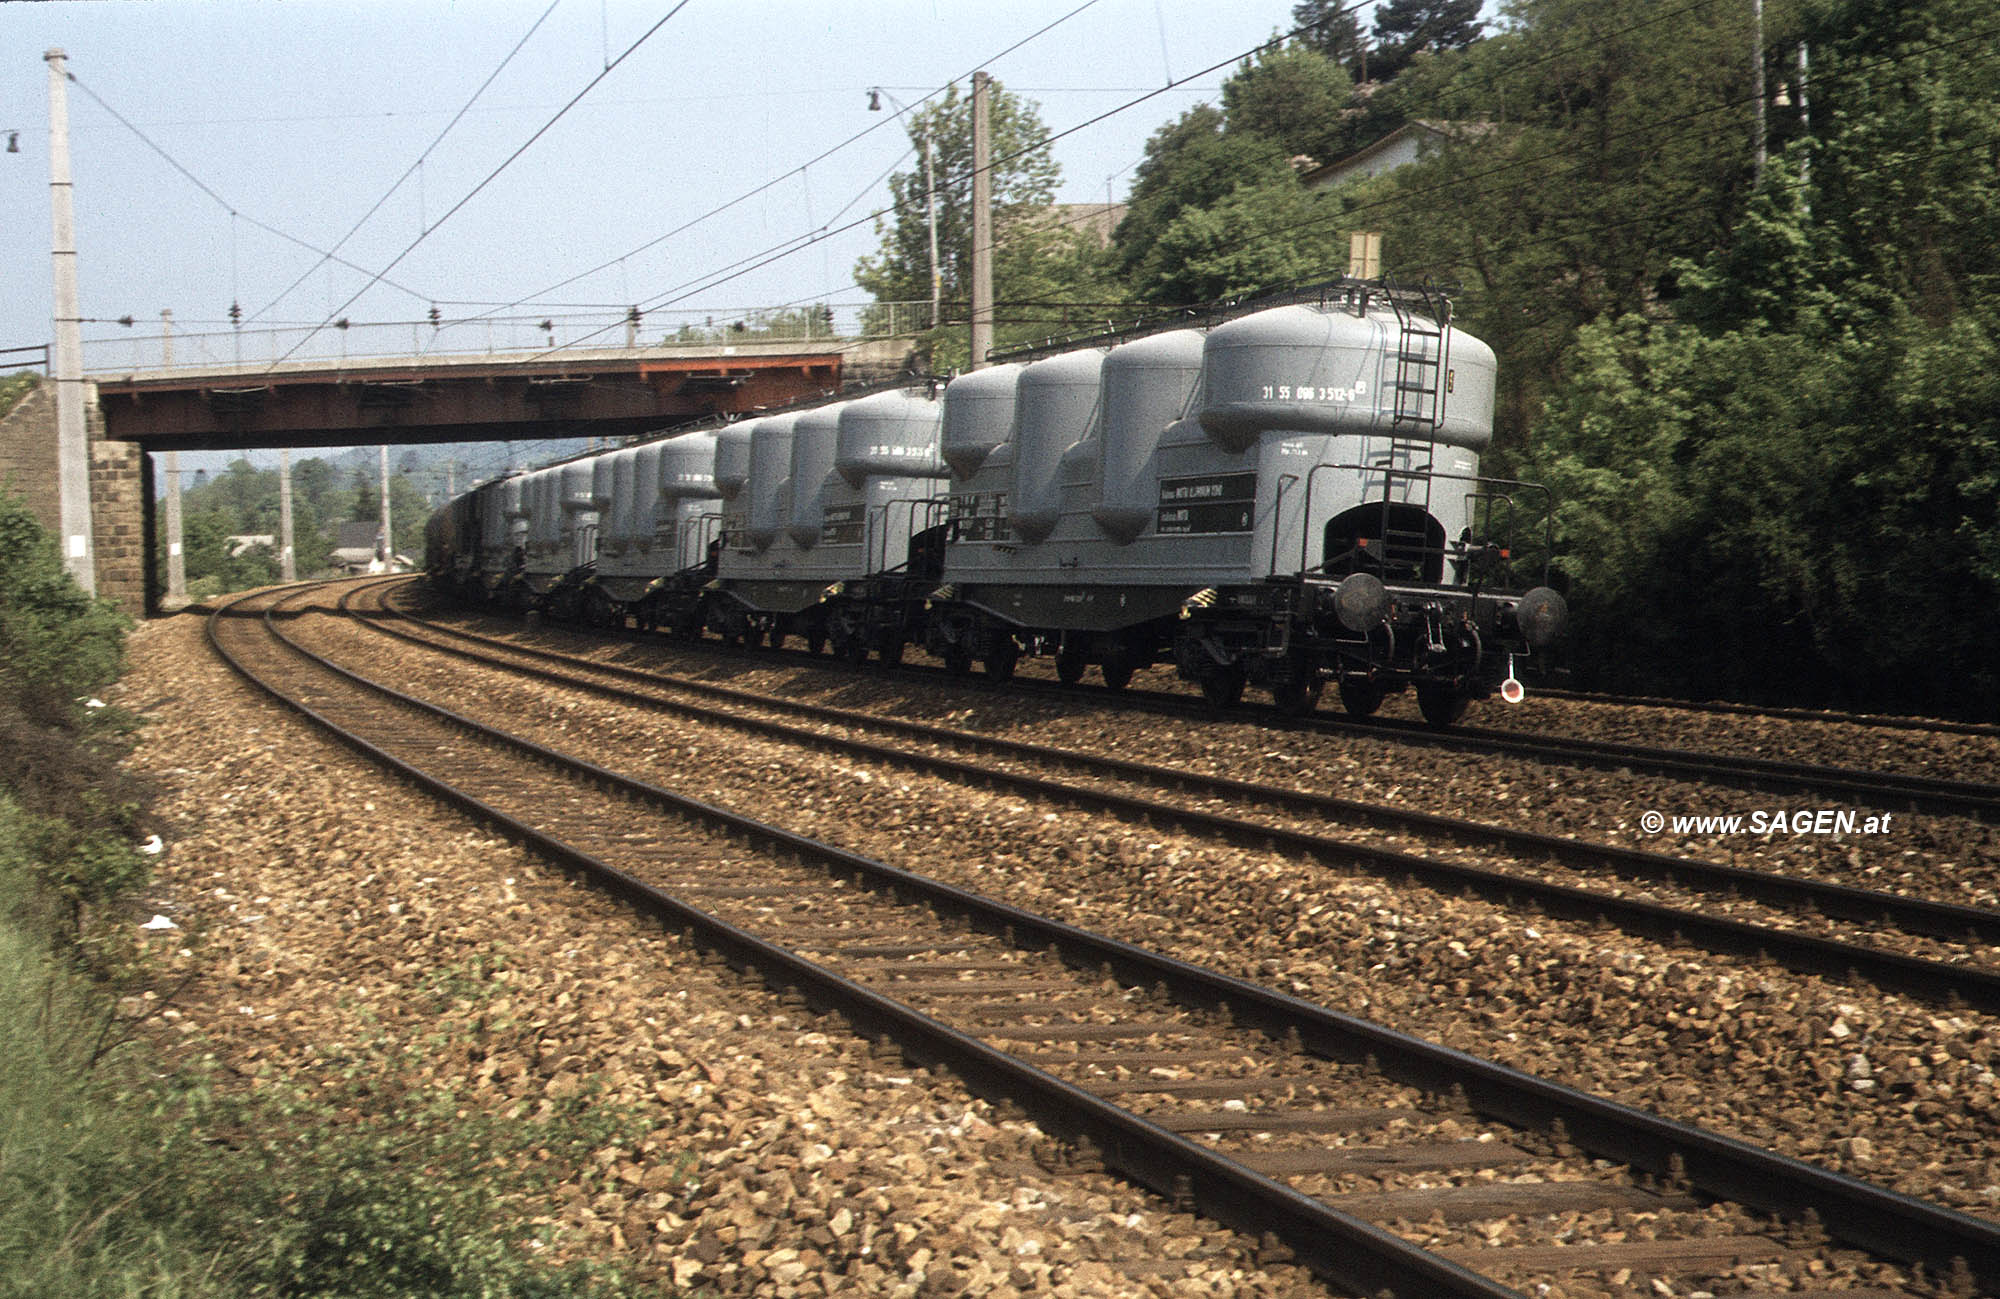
[1292,0,1368,72]
[236,1086,635,1299]
[1221,43,1354,167]
[0,371,39,420]
[857,82,1051,305]
[161,454,416,598]
[1511,0,2000,712]
[1369,0,1486,79]
[1527,300,2000,710]
[290,456,342,521]
[1144,174,1347,304]
[1111,45,1363,307]
[842,0,2000,714]
[0,496,147,932]
[3,782,648,1299]
[0,908,644,1299]
[854,80,1126,368]
[347,467,430,561]
[0,491,130,717]
[0,884,230,1299]
[0,486,649,1298]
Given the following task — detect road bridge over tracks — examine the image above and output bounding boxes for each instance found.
[1,328,919,615]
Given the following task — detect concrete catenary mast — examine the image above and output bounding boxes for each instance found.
[45,48,93,594]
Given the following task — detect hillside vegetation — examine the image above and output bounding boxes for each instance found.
[0,494,641,1297]
[863,0,2000,716]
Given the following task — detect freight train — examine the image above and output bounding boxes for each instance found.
[426,279,1566,726]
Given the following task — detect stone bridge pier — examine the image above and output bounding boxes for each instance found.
[0,378,146,616]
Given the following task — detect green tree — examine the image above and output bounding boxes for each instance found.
[1114,42,1363,307]
[1220,43,1354,167]
[1292,0,1368,75]
[1518,0,2000,713]
[352,472,432,561]
[1370,0,1485,79]
[855,79,1116,369]
[0,490,129,717]
[1112,104,1293,296]
[1307,0,1777,445]
[1143,174,1346,304]
[0,371,38,419]
[293,456,340,520]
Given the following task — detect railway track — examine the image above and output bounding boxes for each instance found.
[213,579,2000,1298]
[1528,686,2000,742]
[1079,679,2000,822]
[349,578,2000,1015]
[434,582,2000,820]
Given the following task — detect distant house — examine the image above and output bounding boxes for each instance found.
[1301,120,1496,192]
[330,520,406,574]
[1041,202,1127,249]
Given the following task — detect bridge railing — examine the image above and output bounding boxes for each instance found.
[79,301,933,376]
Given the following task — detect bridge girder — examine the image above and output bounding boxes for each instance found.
[92,348,848,452]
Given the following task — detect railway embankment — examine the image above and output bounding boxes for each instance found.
[98,605,1326,1297]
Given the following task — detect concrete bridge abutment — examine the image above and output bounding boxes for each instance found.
[0,377,148,617]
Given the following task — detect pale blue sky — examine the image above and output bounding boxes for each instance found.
[4,0,1359,372]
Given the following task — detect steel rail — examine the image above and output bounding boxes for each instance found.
[371,583,2000,945]
[1070,676,2000,822]
[208,583,1516,1298]
[214,581,2000,1293]
[352,586,2000,1012]
[1529,685,2000,740]
[402,575,2000,816]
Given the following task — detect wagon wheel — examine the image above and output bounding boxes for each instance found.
[1200,668,1246,709]
[1338,682,1387,718]
[1272,676,1323,717]
[1416,684,1470,729]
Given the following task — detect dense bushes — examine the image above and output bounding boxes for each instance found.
[879,0,1999,716]
[1512,0,2000,713]
[0,495,640,1297]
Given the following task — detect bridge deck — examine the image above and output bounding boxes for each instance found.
[93,338,912,450]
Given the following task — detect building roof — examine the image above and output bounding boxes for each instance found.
[1300,120,1496,191]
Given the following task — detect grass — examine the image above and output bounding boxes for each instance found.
[0,799,228,1298]
[0,787,655,1298]
[0,491,658,1297]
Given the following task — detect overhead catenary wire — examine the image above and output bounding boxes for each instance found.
[515,3,1999,441]
[400,5,2000,468]
[536,0,1383,356]
[941,2,1994,320]
[443,0,1111,337]
[258,0,695,376]
[664,0,1911,330]
[141,0,1979,390]
[62,70,438,308]
[244,0,565,325]
[1164,16,2000,296]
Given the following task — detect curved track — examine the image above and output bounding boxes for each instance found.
[211,578,2000,1298]
[1530,686,2000,741]
[1072,678,2000,821]
[358,579,2000,1014]
[472,585,2000,820]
